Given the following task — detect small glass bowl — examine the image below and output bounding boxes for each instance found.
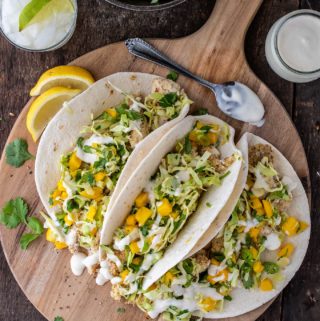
[0,0,78,52]
[265,9,320,83]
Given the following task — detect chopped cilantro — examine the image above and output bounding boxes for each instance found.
[159,92,178,107]
[192,108,209,116]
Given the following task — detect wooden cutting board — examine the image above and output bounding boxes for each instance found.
[0,1,311,321]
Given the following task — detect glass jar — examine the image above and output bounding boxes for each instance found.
[0,0,77,52]
[265,9,320,83]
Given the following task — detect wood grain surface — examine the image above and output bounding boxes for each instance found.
[0,1,319,321]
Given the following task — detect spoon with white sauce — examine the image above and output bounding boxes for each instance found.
[125,38,265,126]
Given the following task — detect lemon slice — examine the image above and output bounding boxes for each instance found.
[30,65,95,96]
[27,86,81,141]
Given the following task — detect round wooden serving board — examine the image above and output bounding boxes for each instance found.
[0,1,311,321]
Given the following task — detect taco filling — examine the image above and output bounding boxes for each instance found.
[121,143,308,321]
[42,78,191,273]
[99,121,236,295]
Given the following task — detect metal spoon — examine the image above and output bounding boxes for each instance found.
[125,38,265,127]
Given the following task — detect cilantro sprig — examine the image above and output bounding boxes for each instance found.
[5,138,34,168]
[54,317,64,321]
[0,198,43,250]
[166,70,179,82]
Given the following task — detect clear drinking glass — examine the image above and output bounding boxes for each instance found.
[265,9,320,83]
[0,0,78,52]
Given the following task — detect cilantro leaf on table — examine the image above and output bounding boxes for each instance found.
[5,138,34,168]
[27,217,44,234]
[54,317,64,321]
[0,197,28,228]
[192,108,209,116]
[19,233,41,250]
[166,70,179,82]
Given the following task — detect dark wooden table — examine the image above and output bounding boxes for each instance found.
[0,0,319,320]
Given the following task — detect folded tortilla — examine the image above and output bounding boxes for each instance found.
[99,115,243,290]
[35,72,190,222]
[204,132,310,318]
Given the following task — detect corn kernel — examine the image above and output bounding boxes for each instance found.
[278,243,295,258]
[55,241,68,250]
[64,215,73,226]
[299,221,309,232]
[282,216,299,236]
[129,241,140,254]
[256,207,265,215]
[196,121,205,129]
[135,207,152,226]
[250,196,263,210]
[170,211,179,219]
[124,225,135,233]
[80,187,103,200]
[69,152,82,171]
[211,258,220,266]
[120,269,129,281]
[86,205,97,222]
[106,108,117,118]
[46,228,56,243]
[253,261,264,273]
[189,130,198,142]
[260,278,273,291]
[132,257,142,265]
[163,271,174,285]
[199,297,217,312]
[249,227,260,242]
[60,192,68,200]
[91,227,97,236]
[262,200,273,218]
[208,269,228,285]
[94,172,106,182]
[57,180,66,192]
[126,214,137,226]
[157,198,173,216]
[250,246,258,259]
[208,132,218,144]
[135,192,149,208]
[147,283,157,292]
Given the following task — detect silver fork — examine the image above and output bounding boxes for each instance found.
[125,38,265,127]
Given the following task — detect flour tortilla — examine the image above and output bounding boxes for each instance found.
[187,134,249,258]
[35,72,189,221]
[205,132,311,319]
[99,115,243,290]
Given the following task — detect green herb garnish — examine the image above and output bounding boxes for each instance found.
[263,262,280,274]
[5,138,34,168]
[166,71,179,82]
[0,198,43,249]
[0,197,28,228]
[192,108,209,116]
[54,317,64,321]
[159,92,178,107]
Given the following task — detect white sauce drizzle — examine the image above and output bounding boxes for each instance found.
[264,232,281,251]
[75,135,114,164]
[70,253,87,276]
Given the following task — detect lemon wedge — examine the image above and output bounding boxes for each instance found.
[27,86,81,141]
[30,65,95,96]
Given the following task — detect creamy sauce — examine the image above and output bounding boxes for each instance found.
[145,181,156,203]
[70,253,87,276]
[114,228,139,251]
[96,261,113,286]
[216,82,265,127]
[175,170,190,183]
[76,135,114,164]
[278,14,320,72]
[264,232,281,251]
[148,283,223,318]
